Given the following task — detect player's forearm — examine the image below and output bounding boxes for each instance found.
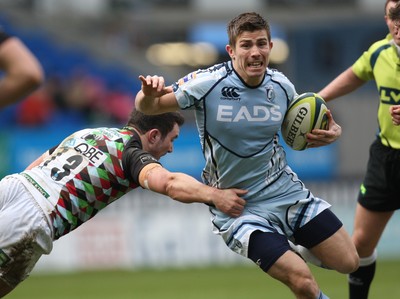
[165,175,248,217]
[164,172,215,205]
[0,38,43,108]
[135,90,161,115]
[0,74,41,108]
[318,67,365,102]
[141,165,246,217]
[139,165,212,204]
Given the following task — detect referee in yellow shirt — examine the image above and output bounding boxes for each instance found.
[316,1,400,298]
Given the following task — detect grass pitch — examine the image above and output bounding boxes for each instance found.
[6,260,400,299]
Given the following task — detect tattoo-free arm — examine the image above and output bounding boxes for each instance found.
[0,37,44,108]
[135,75,180,114]
[138,163,247,217]
[318,67,365,102]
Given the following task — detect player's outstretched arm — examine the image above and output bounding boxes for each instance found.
[0,37,44,108]
[135,75,179,115]
[139,163,247,217]
[318,67,365,102]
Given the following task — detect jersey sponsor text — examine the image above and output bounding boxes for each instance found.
[216,104,282,122]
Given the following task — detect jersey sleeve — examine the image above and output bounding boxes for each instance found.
[352,51,374,81]
[351,37,390,81]
[172,64,224,110]
[122,144,161,186]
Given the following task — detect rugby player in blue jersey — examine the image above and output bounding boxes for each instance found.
[136,11,358,299]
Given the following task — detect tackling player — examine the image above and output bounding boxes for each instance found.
[0,110,247,298]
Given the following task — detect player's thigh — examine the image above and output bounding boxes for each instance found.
[352,203,393,256]
[311,226,358,274]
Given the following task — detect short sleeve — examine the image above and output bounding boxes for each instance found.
[122,144,161,186]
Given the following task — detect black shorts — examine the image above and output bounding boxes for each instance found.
[358,139,400,211]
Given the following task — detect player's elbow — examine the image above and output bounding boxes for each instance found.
[164,174,192,204]
[14,67,44,98]
[165,178,179,201]
[25,65,44,90]
[135,93,148,112]
[135,102,155,115]
[134,93,161,115]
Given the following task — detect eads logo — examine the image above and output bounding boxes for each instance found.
[221,86,240,100]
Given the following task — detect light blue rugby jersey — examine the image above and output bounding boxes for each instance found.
[173,61,297,201]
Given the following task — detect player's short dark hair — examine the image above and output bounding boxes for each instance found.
[127,110,184,139]
[227,12,271,47]
[389,1,400,21]
[386,0,400,15]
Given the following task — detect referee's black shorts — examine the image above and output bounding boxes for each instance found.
[358,138,400,211]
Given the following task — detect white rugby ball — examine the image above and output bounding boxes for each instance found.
[281,92,329,151]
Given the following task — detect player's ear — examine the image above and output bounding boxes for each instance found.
[147,129,161,144]
[226,44,235,59]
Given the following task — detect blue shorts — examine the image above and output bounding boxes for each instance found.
[211,168,342,271]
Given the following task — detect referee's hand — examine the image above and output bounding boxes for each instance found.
[390,105,400,126]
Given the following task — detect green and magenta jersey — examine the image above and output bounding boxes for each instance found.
[18,126,159,239]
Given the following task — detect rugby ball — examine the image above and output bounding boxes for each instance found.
[281,92,329,151]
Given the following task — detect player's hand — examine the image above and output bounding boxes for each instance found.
[212,189,247,217]
[139,75,173,98]
[390,105,400,126]
[306,110,342,148]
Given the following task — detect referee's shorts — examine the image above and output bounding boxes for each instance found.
[358,138,400,211]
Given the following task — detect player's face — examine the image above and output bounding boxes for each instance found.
[151,124,180,160]
[394,22,400,41]
[226,29,273,86]
[386,1,400,46]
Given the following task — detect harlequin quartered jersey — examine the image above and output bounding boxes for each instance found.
[173,61,297,200]
[352,33,400,148]
[19,127,139,239]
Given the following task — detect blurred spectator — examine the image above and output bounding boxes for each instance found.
[0,26,135,128]
[101,87,134,124]
[20,69,135,127]
[63,67,108,123]
[45,74,68,111]
[0,28,44,109]
[16,86,54,126]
